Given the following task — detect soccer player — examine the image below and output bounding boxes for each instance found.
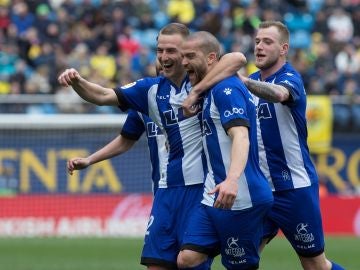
[183,21,345,270]
[67,109,167,195]
[177,31,273,270]
[58,23,246,269]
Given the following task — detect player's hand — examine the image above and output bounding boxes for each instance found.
[67,157,90,175]
[58,68,82,87]
[208,179,237,209]
[182,91,201,117]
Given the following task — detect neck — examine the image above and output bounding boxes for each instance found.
[260,60,286,81]
[172,72,187,88]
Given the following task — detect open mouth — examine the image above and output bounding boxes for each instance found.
[256,53,266,60]
[187,69,195,76]
[162,63,173,70]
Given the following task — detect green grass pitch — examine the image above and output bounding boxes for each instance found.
[0,236,358,269]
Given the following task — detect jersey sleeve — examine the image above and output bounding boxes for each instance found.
[212,78,250,132]
[113,77,160,114]
[277,72,304,106]
[120,110,145,141]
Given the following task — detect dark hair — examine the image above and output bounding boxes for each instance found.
[186,31,221,59]
[259,21,290,44]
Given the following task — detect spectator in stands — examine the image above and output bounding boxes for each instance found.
[167,0,195,25]
[327,7,354,43]
[0,0,357,125]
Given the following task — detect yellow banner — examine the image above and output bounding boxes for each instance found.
[306,95,333,154]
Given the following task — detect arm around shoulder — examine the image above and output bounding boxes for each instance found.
[244,79,290,103]
[191,52,247,96]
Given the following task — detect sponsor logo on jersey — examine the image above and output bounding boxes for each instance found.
[121,82,136,89]
[224,107,245,117]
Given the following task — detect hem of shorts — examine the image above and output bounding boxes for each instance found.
[296,247,324,258]
[141,257,177,269]
[201,199,273,211]
[158,182,204,189]
[272,183,314,192]
[262,232,278,244]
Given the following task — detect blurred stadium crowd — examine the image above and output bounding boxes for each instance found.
[0,0,359,124]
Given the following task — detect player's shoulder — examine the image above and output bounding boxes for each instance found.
[213,75,241,88]
[213,75,247,93]
[279,63,302,80]
[120,76,163,90]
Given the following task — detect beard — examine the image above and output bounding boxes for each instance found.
[255,55,279,70]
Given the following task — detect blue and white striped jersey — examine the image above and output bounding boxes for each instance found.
[114,76,205,188]
[121,109,168,194]
[249,62,318,191]
[201,75,273,210]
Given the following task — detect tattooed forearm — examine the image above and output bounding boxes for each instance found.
[245,79,289,103]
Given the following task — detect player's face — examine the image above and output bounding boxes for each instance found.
[254,26,283,70]
[181,39,208,86]
[156,34,186,84]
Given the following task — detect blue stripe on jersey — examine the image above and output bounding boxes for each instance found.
[250,63,318,191]
[114,76,205,188]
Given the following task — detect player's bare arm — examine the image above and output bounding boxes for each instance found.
[58,68,119,106]
[183,52,247,116]
[67,135,136,175]
[240,74,290,103]
[209,126,249,209]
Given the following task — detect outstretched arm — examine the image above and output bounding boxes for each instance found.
[58,68,119,106]
[67,135,136,175]
[183,52,247,115]
[238,73,290,103]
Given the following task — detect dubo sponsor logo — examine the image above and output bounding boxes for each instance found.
[224,107,244,117]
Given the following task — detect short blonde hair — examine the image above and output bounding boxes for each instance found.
[259,21,289,44]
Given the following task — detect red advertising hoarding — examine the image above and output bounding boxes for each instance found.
[0,195,359,237]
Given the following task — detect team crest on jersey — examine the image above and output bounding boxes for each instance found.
[121,81,137,89]
[223,88,232,95]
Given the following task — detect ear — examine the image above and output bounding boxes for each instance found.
[280,43,289,56]
[207,52,217,65]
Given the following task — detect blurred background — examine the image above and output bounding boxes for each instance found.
[0,0,359,239]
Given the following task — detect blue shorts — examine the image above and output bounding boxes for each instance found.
[141,184,204,268]
[263,184,325,257]
[181,202,272,270]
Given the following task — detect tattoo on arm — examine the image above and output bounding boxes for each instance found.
[246,79,287,103]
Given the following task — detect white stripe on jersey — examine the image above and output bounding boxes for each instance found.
[274,104,311,188]
[252,94,274,190]
[156,133,168,185]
